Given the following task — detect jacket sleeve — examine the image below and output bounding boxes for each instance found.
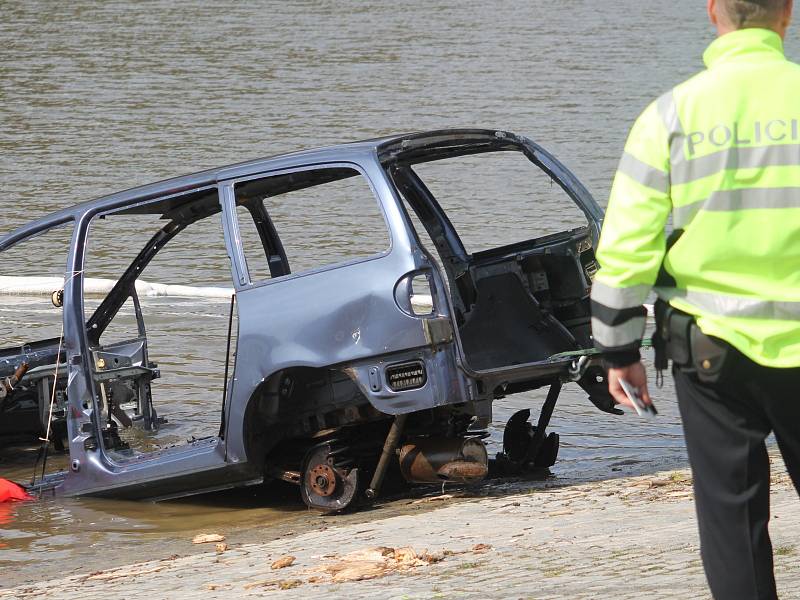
[591,99,673,367]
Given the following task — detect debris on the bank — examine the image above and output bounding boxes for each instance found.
[271,555,296,570]
[329,561,388,583]
[666,491,693,499]
[471,543,492,553]
[85,565,166,581]
[631,480,652,488]
[241,545,470,590]
[317,546,446,582]
[192,533,225,544]
[243,578,302,590]
[160,554,180,562]
[336,547,394,562]
[410,494,454,505]
[215,543,229,554]
[647,478,672,488]
[419,551,446,564]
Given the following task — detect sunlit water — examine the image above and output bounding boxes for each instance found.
[3,0,795,587]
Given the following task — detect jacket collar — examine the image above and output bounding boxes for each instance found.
[703,28,785,68]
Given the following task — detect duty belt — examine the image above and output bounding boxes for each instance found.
[653,300,731,384]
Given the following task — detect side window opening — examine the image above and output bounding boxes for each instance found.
[235,166,390,282]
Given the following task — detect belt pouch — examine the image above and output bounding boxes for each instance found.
[690,325,729,383]
[666,309,694,366]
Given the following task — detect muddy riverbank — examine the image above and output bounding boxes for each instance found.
[2,451,798,599]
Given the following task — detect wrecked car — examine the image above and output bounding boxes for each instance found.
[0,129,615,511]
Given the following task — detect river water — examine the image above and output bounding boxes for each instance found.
[1,0,795,588]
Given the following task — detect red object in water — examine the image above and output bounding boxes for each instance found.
[0,478,32,502]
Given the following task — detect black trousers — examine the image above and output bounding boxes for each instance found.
[674,344,800,600]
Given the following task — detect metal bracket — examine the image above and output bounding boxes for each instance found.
[568,355,590,381]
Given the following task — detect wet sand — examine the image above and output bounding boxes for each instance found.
[2,451,798,599]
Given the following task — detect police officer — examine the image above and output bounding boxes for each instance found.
[590,1,800,598]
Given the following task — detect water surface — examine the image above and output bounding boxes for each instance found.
[3,0,791,587]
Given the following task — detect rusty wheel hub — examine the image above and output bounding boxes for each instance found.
[308,464,337,497]
[301,441,361,512]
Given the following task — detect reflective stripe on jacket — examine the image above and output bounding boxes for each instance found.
[591,28,800,368]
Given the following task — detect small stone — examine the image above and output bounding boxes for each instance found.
[271,555,296,570]
[192,534,225,544]
[393,547,418,563]
[419,551,445,564]
[331,563,387,583]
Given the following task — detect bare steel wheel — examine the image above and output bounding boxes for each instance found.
[300,442,361,512]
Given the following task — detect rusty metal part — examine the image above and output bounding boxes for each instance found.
[365,414,408,499]
[399,437,488,484]
[436,460,488,481]
[1,362,29,398]
[308,464,337,497]
[13,363,29,383]
[301,442,361,512]
[265,466,302,485]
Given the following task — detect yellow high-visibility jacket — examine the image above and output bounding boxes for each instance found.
[591,28,800,368]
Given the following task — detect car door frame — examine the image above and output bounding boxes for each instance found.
[217,155,463,464]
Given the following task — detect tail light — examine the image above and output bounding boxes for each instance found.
[394,270,435,317]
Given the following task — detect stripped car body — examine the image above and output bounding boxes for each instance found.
[0,129,615,510]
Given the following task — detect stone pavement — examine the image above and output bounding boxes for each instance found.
[2,458,799,600]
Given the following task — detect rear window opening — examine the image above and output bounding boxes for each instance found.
[411,150,588,253]
[392,148,597,373]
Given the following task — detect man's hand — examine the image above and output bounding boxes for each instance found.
[607,361,652,409]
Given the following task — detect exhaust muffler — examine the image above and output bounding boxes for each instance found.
[398,437,488,484]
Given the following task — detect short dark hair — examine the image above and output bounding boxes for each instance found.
[719,0,788,28]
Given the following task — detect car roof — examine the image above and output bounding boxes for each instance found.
[0,128,523,247]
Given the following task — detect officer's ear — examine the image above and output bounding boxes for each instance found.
[707,0,720,28]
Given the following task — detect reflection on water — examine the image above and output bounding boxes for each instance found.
[4,0,793,589]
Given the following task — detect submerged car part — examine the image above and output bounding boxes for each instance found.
[499,409,560,470]
[0,129,620,510]
[495,382,562,474]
